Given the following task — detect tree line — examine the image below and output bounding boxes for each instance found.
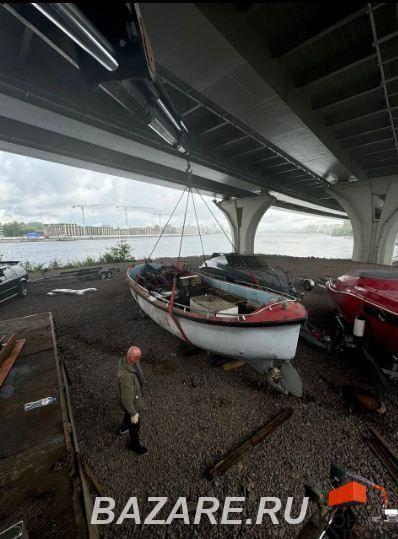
[0,221,44,237]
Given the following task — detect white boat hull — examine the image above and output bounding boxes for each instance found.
[133,290,301,361]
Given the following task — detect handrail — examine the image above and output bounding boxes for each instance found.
[328,279,398,316]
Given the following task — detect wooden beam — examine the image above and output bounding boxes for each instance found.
[79,456,105,497]
[0,339,25,387]
[207,408,293,479]
[0,335,16,367]
[365,429,398,483]
[221,358,246,371]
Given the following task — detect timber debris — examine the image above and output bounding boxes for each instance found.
[365,429,398,483]
[207,408,293,479]
[0,334,25,388]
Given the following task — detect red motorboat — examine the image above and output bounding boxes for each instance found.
[326,269,398,356]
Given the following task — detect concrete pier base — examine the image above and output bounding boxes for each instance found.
[329,179,398,265]
[215,194,276,254]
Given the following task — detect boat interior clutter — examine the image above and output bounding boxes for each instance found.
[132,262,290,317]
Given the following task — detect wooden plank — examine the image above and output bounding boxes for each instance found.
[54,315,95,537]
[81,472,100,539]
[371,428,398,464]
[207,408,293,479]
[0,335,16,367]
[222,358,246,371]
[365,429,398,483]
[80,456,105,497]
[0,339,25,387]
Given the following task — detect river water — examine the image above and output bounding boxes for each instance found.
[0,232,372,266]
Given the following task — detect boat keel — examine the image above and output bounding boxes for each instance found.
[246,358,303,398]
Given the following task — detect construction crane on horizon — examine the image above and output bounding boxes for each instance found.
[72,204,116,230]
[153,212,168,228]
[73,203,160,233]
[116,205,156,228]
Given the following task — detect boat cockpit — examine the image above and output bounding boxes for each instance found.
[130,263,288,317]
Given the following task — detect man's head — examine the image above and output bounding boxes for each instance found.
[127,346,142,366]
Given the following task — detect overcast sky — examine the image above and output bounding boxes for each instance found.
[0,150,342,231]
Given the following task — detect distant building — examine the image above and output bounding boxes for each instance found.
[44,223,165,238]
[44,222,209,239]
[45,223,84,238]
[184,224,200,235]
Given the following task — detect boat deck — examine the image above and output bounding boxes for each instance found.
[0,312,95,538]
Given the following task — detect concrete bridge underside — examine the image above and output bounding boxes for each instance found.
[1,3,398,263]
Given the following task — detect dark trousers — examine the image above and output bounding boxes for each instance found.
[122,411,141,449]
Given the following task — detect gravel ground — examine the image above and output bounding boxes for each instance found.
[2,255,398,539]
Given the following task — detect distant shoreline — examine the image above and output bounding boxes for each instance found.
[0,231,354,245]
[0,233,209,244]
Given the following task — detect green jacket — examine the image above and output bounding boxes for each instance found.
[117,358,145,416]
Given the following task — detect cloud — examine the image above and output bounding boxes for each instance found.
[0,150,340,231]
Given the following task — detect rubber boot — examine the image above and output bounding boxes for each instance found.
[119,411,130,436]
[129,421,148,455]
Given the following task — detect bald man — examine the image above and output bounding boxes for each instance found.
[117,346,147,454]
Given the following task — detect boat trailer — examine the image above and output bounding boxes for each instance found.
[300,278,398,389]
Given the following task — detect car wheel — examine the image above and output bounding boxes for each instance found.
[106,271,112,279]
[100,272,107,279]
[18,281,28,297]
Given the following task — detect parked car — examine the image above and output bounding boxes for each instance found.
[0,261,29,304]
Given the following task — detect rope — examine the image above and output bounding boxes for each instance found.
[170,160,191,313]
[147,155,236,267]
[147,186,188,261]
[177,170,191,264]
[195,187,236,251]
[191,189,206,266]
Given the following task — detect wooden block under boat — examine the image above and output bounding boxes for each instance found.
[222,358,246,371]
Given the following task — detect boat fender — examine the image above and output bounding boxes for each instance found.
[302,278,315,291]
[353,316,366,338]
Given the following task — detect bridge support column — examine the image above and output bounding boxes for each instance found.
[215,194,276,254]
[328,180,398,265]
